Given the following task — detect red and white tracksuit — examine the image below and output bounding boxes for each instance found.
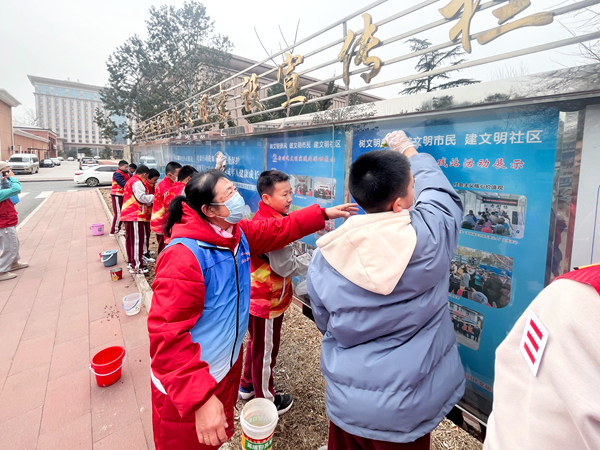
[241,202,315,400]
[110,169,130,234]
[150,177,175,254]
[121,175,153,270]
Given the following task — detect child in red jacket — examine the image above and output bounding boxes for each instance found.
[239,170,313,414]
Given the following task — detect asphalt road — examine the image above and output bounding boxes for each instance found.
[17,160,81,181]
[15,180,94,224]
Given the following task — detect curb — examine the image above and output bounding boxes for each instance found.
[96,188,154,311]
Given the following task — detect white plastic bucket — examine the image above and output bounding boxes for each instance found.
[122,293,142,316]
[241,398,278,450]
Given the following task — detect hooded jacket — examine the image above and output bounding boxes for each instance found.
[148,202,325,430]
[484,265,600,450]
[307,153,465,443]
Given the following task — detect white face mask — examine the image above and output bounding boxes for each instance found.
[210,192,246,224]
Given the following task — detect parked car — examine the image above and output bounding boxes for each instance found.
[58,157,64,161]
[67,157,74,161]
[7,154,39,174]
[94,156,101,160]
[51,157,61,166]
[74,165,118,187]
[79,157,98,170]
[139,156,158,169]
[41,159,55,168]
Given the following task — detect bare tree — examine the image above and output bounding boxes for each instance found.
[489,62,530,81]
[559,2,600,63]
[12,108,39,127]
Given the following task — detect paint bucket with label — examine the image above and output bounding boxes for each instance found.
[90,223,104,236]
[110,267,123,281]
[241,398,278,450]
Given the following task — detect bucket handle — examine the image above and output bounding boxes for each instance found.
[90,353,127,377]
[122,299,140,311]
[101,255,114,263]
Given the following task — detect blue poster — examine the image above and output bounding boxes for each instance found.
[170,145,196,167]
[352,108,560,418]
[267,128,345,247]
[222,138,264,217]
[195,142,219,173]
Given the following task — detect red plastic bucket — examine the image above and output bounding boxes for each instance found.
[90,346,126,387]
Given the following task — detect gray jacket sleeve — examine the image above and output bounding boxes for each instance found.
[266,244,311,278]
[410,153,462,261]
[132,180,154,204]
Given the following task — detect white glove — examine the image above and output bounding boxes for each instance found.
[383,131,416,154]
[215,151,227,172]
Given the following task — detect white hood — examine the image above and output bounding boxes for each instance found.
[317,210,417,296]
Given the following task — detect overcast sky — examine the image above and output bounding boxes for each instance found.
[2,0,597,120]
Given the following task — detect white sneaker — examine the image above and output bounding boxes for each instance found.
[142,255,155,264]
[129,267,149,275]
[10,262,28,271]
[0,272,17,281]
[118,230,126,236]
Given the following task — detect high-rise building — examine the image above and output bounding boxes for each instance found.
[27,76,124,156]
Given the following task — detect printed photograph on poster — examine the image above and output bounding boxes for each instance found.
[449,246,513,309]
[290,175,313,197]
[457,190,527,239]
[313,177,336,200]
[315,219,336,237]
[449,301,484,351]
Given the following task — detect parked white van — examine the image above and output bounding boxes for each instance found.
[8,154,39,174]
[139,156,157,169]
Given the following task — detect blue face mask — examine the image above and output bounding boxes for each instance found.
[211,192,245,224]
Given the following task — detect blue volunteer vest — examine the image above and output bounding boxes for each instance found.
[152,234,251,394]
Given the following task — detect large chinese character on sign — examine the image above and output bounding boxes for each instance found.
[338,13,382,85]
[477,0,554,45]
[197,95,210,124]
[438,0,481,53]
[241,73,264,113]
[185,102,193,128]
[215,84,232,123]
[439,0,554,53]
[278,53,307,108]
[163,113,171,133]
[171,108,181,132]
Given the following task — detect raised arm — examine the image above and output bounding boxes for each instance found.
[239,204,325,256]
[385,130,462,260]
[240,203,358,256]
[0,176,21,202]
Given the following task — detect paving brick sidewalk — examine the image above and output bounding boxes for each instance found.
[0,190,154,450]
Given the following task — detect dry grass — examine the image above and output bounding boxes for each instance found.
[99,188,483,450]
